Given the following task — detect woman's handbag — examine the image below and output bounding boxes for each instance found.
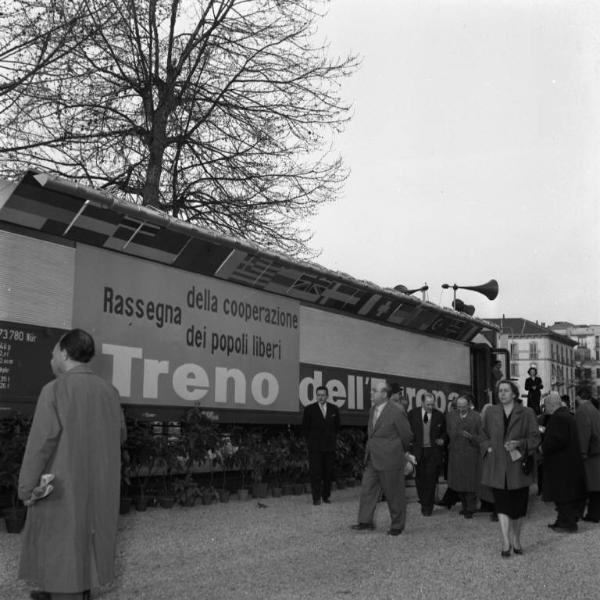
[521,452,534,475]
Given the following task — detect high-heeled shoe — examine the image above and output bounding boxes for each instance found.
[501,546,512,558]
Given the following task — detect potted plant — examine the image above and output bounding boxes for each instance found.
[174,473,201,507]
[119,448,133,514]
[245,430,268,498]
[234,442,251,500]
[154,434,184,508]
[265,434,289,498]
[0,414,30,533]
[215,435,237,502]
[123,420,159,511]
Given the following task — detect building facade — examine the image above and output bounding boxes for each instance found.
[486,318,578,407]
[550,322,600,401]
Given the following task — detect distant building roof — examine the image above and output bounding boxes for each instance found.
[486,318,577,346]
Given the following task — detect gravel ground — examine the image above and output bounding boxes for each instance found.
[1,486,599,600]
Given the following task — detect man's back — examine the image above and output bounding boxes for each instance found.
[19,364,123,592]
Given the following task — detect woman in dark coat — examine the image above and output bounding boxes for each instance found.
[481,380,540,556]
[525,367,543,415]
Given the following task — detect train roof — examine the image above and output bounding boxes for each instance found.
[0,171,498,343]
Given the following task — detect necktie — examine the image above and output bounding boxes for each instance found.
[424,412,429,424]
[320,403,327,418]
[372,406,379,429]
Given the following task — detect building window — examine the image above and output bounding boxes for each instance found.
[510,342,519,359]
[552,364,556,380]
[510,363,519,378]
[578,336,587,347]
[585,368,592,380]
[560,346,564,363]
[597,368,600,379]
[529,342,538,360]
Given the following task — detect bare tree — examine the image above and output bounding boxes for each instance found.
[0,0,358,255]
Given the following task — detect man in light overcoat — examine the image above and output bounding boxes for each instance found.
[446,396,482,518]
[18,329,126,600]
[351,383,413,536]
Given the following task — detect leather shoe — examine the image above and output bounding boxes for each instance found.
[30,592,51,600]
[548,522,577,533]
[350,523,374,531]
[387,528,403,536]
[513,546,523,555]
[313,499,321,505]
[322,498,331,504]
[583,515,599,523]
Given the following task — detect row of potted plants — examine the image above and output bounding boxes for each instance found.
[0,407,368,528]
[120,409,367,512]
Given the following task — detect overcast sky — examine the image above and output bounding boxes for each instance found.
[308,0,600,326]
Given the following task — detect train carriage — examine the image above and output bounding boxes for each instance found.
[0,172,500,424]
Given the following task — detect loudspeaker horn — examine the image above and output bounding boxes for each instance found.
[442,279,499,301]
[452,298,476,316]
[394,284,429,295]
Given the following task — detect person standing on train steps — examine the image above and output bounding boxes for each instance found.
[408,393,446,516]
[303,386,341,505]
[525,367,543,415]
[18,329,126,600]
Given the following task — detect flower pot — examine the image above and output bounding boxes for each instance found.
[218,489,231,503]
[119,497,132,515]
[345,478,356,488]
[3,509,26,534]
[183,496,197,507]
[134,496,148,511]
[281,484,294,496]
[292,483,304,495]
[201,492,215,505]
[336,480,346,490]
[303,482,311,493]
[159,496,176,509]
[238,489,250,501]
[271,487,282,498]
[252,482,268,499]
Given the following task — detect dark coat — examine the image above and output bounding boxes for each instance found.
[302,401,340,452]
[408,407,446,466]
[365,401,413,471]
[525,376,543,413]
[575,400,600,491]
[447,410,482,493]
[480,403,540,490]
[541,407,586,503]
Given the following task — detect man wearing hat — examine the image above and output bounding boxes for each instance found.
[525,366,543,415]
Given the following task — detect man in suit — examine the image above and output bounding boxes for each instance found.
[542,392,586,533]
[351,383,413,536]
[575,388,600,523]
[302,386,341,505]
[408,392,446,516]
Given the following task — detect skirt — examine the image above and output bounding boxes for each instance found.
[492,486,529,519]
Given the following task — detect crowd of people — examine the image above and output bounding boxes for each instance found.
[333,378,600,558]
[14,329,600,598]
